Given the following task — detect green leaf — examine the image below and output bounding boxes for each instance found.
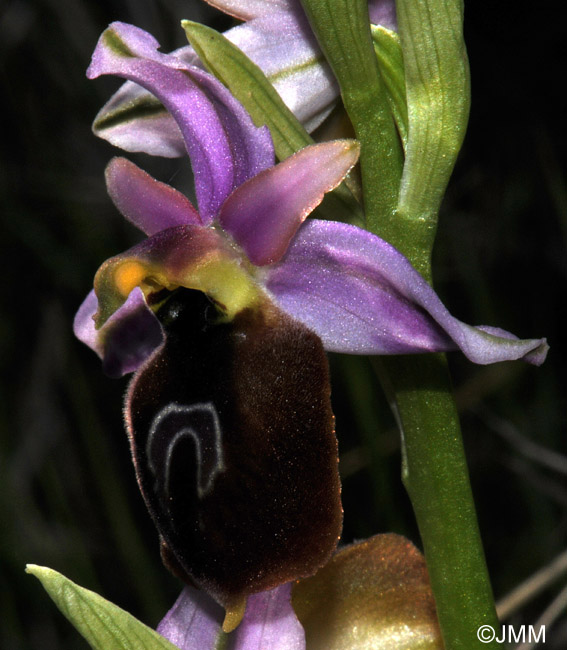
[396,0,470,227]
[26,565,178,650]
[182,19,364,226]
[182,20,313,162]
[371,25,408,151]
[299,0,404,231]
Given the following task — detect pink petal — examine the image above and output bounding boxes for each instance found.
[105,157,201,235]
[219,141,360,266]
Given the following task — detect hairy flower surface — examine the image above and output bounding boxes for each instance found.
[91,0,397,154]
[75,16,547,641]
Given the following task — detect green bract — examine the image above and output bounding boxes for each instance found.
[26,565,178,650]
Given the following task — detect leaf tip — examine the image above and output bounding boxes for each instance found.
[181,19,206,39]
[25,563,47,577]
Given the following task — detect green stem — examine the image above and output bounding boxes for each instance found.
[377,355,502,649]
[299,0,404,228]
[374,2,502,645]
[300,1,503,647]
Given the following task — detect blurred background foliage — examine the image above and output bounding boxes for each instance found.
[1,0,565,648]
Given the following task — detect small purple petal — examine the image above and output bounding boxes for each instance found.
[234,584,305,650]
[157,586,224,650]
[219,141,359,266]
[157,584,305,650]
[73,288,163,377]
[369,0,398,31]
[105,157,201,235]
[265,220,548,365]
[88,22,273,223]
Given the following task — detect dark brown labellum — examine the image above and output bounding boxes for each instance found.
[125,288,342,619]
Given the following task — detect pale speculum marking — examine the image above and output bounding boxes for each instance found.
[146,402,225,499]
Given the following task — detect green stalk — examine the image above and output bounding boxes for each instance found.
[300,0,504,647]
[299,0,404,230]
[393,0,470,276]
[377,355,502,649]
[377,4,502,642]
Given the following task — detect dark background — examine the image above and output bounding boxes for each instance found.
[1,0,565,648]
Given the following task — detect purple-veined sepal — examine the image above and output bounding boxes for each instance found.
[265,220,548,365]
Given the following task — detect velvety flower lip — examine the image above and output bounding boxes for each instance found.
[90,1,396,156]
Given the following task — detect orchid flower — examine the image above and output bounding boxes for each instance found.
[75,17,547,637]
[91,0,397,156]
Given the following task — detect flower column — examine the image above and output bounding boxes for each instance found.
[298,0,503,648]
